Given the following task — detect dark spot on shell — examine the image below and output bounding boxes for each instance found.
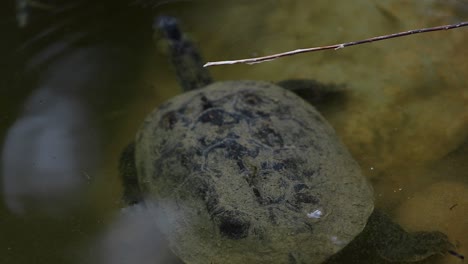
[294,193,319,204]
[268,207,277,224]
[199,109,225,126]
[192,178,219,214]
[252,187,261,198]
[304,169,318,178]
[239,109,255,119]
[255,110,270,118]
[200,95,213,110]
[286,201,300,212]
[198,137,208,147]
[178,153,192,168]
[293,183,309,192]
[224,140,249,160]
[218,211,250,239]
[256,125,283,147]
[303,222,314,232]
[243,93,262,105]
[206,195,219,214]
[208,139,258,160]
[272,158,299,173]
[267,194,285,204]
[231,92,272,120]
[202,138,259,172]
[198,109,239,126]
[283,159,299,170]
[159,111,178,129]
[279,177,289,188]
[236,160,246,171]
[273,162,285,171]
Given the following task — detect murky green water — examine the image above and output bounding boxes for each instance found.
[1,1,467,263]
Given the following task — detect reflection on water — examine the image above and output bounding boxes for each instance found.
[2,87,98,214]
[93,204,181,264]
[1,0,467,263]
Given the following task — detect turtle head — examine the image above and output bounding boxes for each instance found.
[155,16,213,92]
[156,16,182,42]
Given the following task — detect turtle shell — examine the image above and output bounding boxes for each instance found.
[135,80,373,264]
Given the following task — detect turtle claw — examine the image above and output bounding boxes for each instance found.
[448,249,465,260]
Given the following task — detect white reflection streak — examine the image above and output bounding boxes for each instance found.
[96,205,179,264]
[2,88,98,214]
[1,44,114,215]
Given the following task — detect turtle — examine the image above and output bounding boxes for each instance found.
[119,16,458,264]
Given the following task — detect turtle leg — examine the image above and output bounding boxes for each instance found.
[276,79,348,111]
[324,210,458,264]
[367,210,456,262]
[119,142,143,205]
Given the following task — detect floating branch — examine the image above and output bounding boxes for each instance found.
[204,21,468,67]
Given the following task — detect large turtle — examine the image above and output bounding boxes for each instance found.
[119,16,457,264]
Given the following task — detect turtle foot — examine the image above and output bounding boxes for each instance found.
[377,230,455,262]
[367,210,457,263]
[276,79,348,112]
[119,142,142,205]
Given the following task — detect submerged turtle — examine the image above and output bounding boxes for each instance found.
[119,16,457,264]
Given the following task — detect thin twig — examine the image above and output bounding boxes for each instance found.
[204,21,468,67]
